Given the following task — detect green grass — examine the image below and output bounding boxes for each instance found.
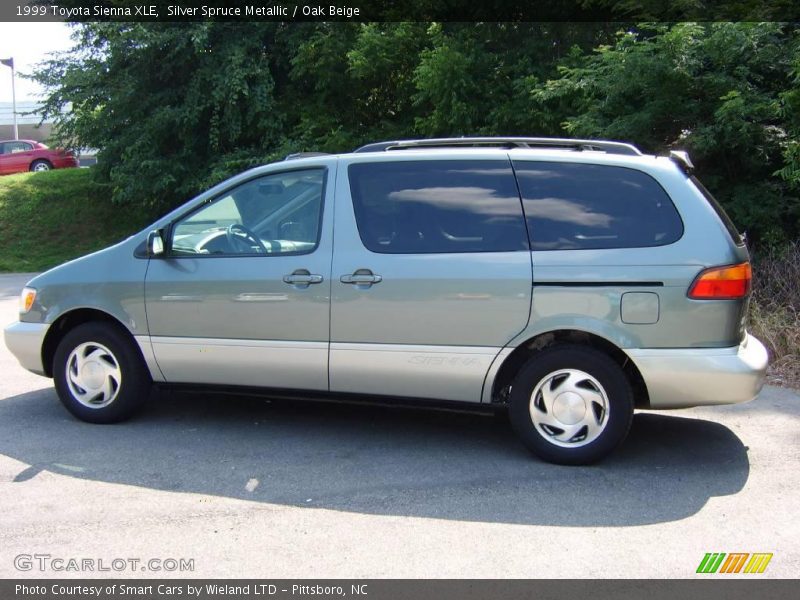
[0,169,155,272]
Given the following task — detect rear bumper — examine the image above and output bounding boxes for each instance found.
[627,333,768,409]
[3,321,49,376]
[52,156,80,169]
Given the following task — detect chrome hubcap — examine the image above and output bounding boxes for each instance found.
[33,163,50,171]
[66,342,122,408]
[529,368,609,448]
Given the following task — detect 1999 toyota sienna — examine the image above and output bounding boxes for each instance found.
[3,137,768,464]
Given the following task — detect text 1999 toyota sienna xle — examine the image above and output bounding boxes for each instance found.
[4,137,768,464]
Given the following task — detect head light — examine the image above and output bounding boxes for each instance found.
[20,287,36,314]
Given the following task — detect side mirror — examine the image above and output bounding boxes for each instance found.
[147,229,165,257]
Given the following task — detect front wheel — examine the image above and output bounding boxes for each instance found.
[53,323,151,423]
[508,344,634,465]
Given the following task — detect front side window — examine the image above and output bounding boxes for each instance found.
[348,160,528,254]
[171,168,325,256]
[514,161,684,251]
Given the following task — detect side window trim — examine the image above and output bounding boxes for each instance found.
[165,166,328,259]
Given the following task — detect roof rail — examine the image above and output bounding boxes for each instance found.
[284,152,330,161]
[353,137,642,156]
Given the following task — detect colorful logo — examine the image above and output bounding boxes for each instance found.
[696,552,773,574]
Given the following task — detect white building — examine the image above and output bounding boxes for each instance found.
[0,101,52,141]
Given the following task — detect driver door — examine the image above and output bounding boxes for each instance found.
[144,166,333,391]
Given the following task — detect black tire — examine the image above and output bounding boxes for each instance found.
[508,344,633,465]
[30,159,53,172]
[53,322,151,423]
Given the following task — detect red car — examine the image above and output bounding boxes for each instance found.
[0,139,79,175]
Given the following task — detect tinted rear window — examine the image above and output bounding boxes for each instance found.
[513,161,684,250]
[348,160,528,254]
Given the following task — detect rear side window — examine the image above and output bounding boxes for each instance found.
[513,161,683,250]
[1,141,32,154]
[348,160,528,253]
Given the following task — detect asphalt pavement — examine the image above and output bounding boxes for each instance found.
[0,272,797,578]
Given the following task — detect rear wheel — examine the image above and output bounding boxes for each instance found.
[53,323,151,423]
[30,160,53,172]
[508,344,634,465]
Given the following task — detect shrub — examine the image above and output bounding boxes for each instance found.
[749,242,800,387]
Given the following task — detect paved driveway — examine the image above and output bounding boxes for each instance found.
[0,272,798,578]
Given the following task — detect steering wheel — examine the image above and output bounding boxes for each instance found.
[226,223,268,254]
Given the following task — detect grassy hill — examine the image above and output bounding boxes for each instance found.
[0,169,154,272]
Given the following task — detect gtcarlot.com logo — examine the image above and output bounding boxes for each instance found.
[14,554,195,573]
[696,552,773,574]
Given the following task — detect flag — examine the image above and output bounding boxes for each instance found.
[0,58,13,69]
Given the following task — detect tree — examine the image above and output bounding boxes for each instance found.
[412,22,618,136]
[31,21,800,245]
[35,22,284,209]
[534,22,800,245]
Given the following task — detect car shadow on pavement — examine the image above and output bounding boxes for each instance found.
[0,387,750,527]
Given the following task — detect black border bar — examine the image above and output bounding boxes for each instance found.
[3,580,798,600]
[3,1,800,22]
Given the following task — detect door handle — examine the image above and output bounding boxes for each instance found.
[283,269,323,288]
[340,269,382,286]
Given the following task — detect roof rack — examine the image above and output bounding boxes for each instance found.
[353,137,642,156]
[284,152,330,161]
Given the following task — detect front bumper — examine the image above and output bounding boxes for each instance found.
[3,321,50,376]
[627,333,768,409]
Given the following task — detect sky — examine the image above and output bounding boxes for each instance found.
[0,22,75,103]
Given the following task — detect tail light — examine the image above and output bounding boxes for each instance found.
[688,262,751,300]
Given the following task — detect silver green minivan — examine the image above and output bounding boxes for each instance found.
[4,137,768,464]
